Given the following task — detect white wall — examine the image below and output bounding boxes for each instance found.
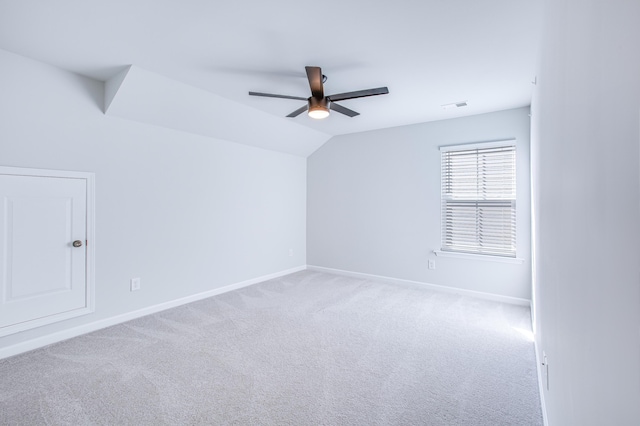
[531,0,640,424]
[0,49,307,351]
[307,107,532,300]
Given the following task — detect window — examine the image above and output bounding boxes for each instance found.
[440,141,516,257]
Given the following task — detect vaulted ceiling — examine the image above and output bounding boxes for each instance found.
[0,0,542,156]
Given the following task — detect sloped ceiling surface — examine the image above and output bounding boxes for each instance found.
[105,65,330,156]
[0,0,542,157]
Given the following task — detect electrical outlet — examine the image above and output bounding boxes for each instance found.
[289,248,293,257]
[428,259,436,270]
[130,277,141,292]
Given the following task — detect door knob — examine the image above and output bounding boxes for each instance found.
[72,240,83,248]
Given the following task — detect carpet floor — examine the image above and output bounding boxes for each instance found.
[0,270,543,425]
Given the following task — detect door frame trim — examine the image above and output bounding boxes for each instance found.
[0,166,95,337]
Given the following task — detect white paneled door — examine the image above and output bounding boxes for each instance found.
[0,168,94,336]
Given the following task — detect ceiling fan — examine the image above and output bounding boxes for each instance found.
[249,66,389,119]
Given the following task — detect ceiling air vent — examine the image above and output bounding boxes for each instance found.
[441,101,468,109]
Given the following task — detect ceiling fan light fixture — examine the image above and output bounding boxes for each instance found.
[308,106,330,119]
[308,97,330,119]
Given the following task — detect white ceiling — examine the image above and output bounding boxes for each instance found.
[0,0,542,149]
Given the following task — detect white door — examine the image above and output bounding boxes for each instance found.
[0,169,94,336]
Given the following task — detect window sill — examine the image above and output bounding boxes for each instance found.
[433,250,525,264]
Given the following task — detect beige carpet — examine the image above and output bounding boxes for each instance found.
[0,270,542,425]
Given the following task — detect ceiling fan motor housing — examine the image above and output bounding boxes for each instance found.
[308,96,330,113]
[307,96,330,119]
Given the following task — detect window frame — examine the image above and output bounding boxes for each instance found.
[438,139,518,260]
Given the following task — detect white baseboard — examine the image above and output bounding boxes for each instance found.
[0,265,306,360]
[306,265,531,306]
[533,338,549,426]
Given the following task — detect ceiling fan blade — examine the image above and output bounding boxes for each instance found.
[330,102,359,117]
[286,104,309,117]
[249,91,307,101]
[327,87,389,102]
[305,66,324,99]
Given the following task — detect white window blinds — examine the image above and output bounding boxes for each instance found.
[441,143,516,257]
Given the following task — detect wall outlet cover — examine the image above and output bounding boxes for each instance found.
[130,278,141,291]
